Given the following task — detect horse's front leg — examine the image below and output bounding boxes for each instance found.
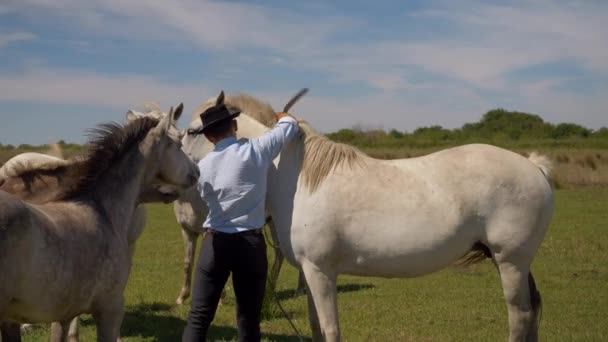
[306,289,322,341]
[0,322,22,342]
[50,317,78,342]
[93,297,124,342]
[301,261,340,342]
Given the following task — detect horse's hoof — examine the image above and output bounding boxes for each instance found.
[176,297,185,305]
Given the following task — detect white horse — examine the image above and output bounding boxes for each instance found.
[0,106,198,341]
[184,94,554,342]
[0,108,185,342]
[174,94,305,305]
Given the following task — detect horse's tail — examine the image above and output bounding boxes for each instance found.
[527,152,553,182]
[529,271,543,333]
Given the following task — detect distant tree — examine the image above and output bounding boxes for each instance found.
[327,128,359,142]
[593,127,608,138]
[388,129,404,139]
[551,123,592,139]
[463,108,552,139]
[413,125,451,141]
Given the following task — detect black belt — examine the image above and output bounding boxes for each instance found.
[207,229,262,237]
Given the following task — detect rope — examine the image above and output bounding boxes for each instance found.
[263,216,280,250]
[263,216,305,341]
[266,270,306,342]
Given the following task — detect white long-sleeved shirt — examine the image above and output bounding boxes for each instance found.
[197,116,299,233]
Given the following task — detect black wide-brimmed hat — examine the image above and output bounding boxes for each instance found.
[187,90,240,135]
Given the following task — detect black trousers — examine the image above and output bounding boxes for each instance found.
[182,230,268,342]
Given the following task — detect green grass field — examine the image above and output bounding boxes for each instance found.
[22,188,607,341]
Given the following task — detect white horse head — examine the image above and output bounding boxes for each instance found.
[126,102,186,142]
[126,103,195,202]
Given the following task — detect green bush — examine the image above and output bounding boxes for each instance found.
[327,108,607,149]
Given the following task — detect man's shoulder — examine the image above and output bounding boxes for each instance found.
[198,153,215,169]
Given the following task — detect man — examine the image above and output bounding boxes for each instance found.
[182,91,299,341]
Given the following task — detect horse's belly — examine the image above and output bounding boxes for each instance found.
[3,253,129,323]
[4,298,86,323]
[338,252,458,278]
[335,227,478,278]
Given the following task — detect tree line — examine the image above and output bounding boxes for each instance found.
[327,109,608,149]
[2,109,607,151]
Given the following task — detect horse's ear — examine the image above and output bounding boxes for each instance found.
[173,102,184,122]
[154,107,172,135]
[165,106,174,131]
[126,110,138,121]
[216,90,225,105]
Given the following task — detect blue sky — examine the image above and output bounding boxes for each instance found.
[1,0,606,145]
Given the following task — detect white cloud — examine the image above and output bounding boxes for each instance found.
[6,0,608,91]
[7,0,352,52]
[2,0,607,134]
[0,32,36,48]
[0,66,209,113]
[410,0,608,73]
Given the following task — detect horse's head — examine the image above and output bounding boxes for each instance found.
[126,106,186,141]
[181,96,218,163]
[140,103,199,202]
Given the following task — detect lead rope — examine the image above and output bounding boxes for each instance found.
[262,221,305,342]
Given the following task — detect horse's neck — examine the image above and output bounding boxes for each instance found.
[266,139,305,255]
[238,115,269,138]
[91,150,146,236]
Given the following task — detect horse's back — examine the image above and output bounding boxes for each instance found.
[390,143,552,198]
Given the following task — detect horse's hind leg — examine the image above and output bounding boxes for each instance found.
[1,322,22,342]
[496,260,540,342]
[67,317,79,342]
[267,220,284,294]
[176,228,199,305]
[526,272,542,341]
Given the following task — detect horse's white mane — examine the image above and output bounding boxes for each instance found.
[192,93,277,128]
[298,122,367,193]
